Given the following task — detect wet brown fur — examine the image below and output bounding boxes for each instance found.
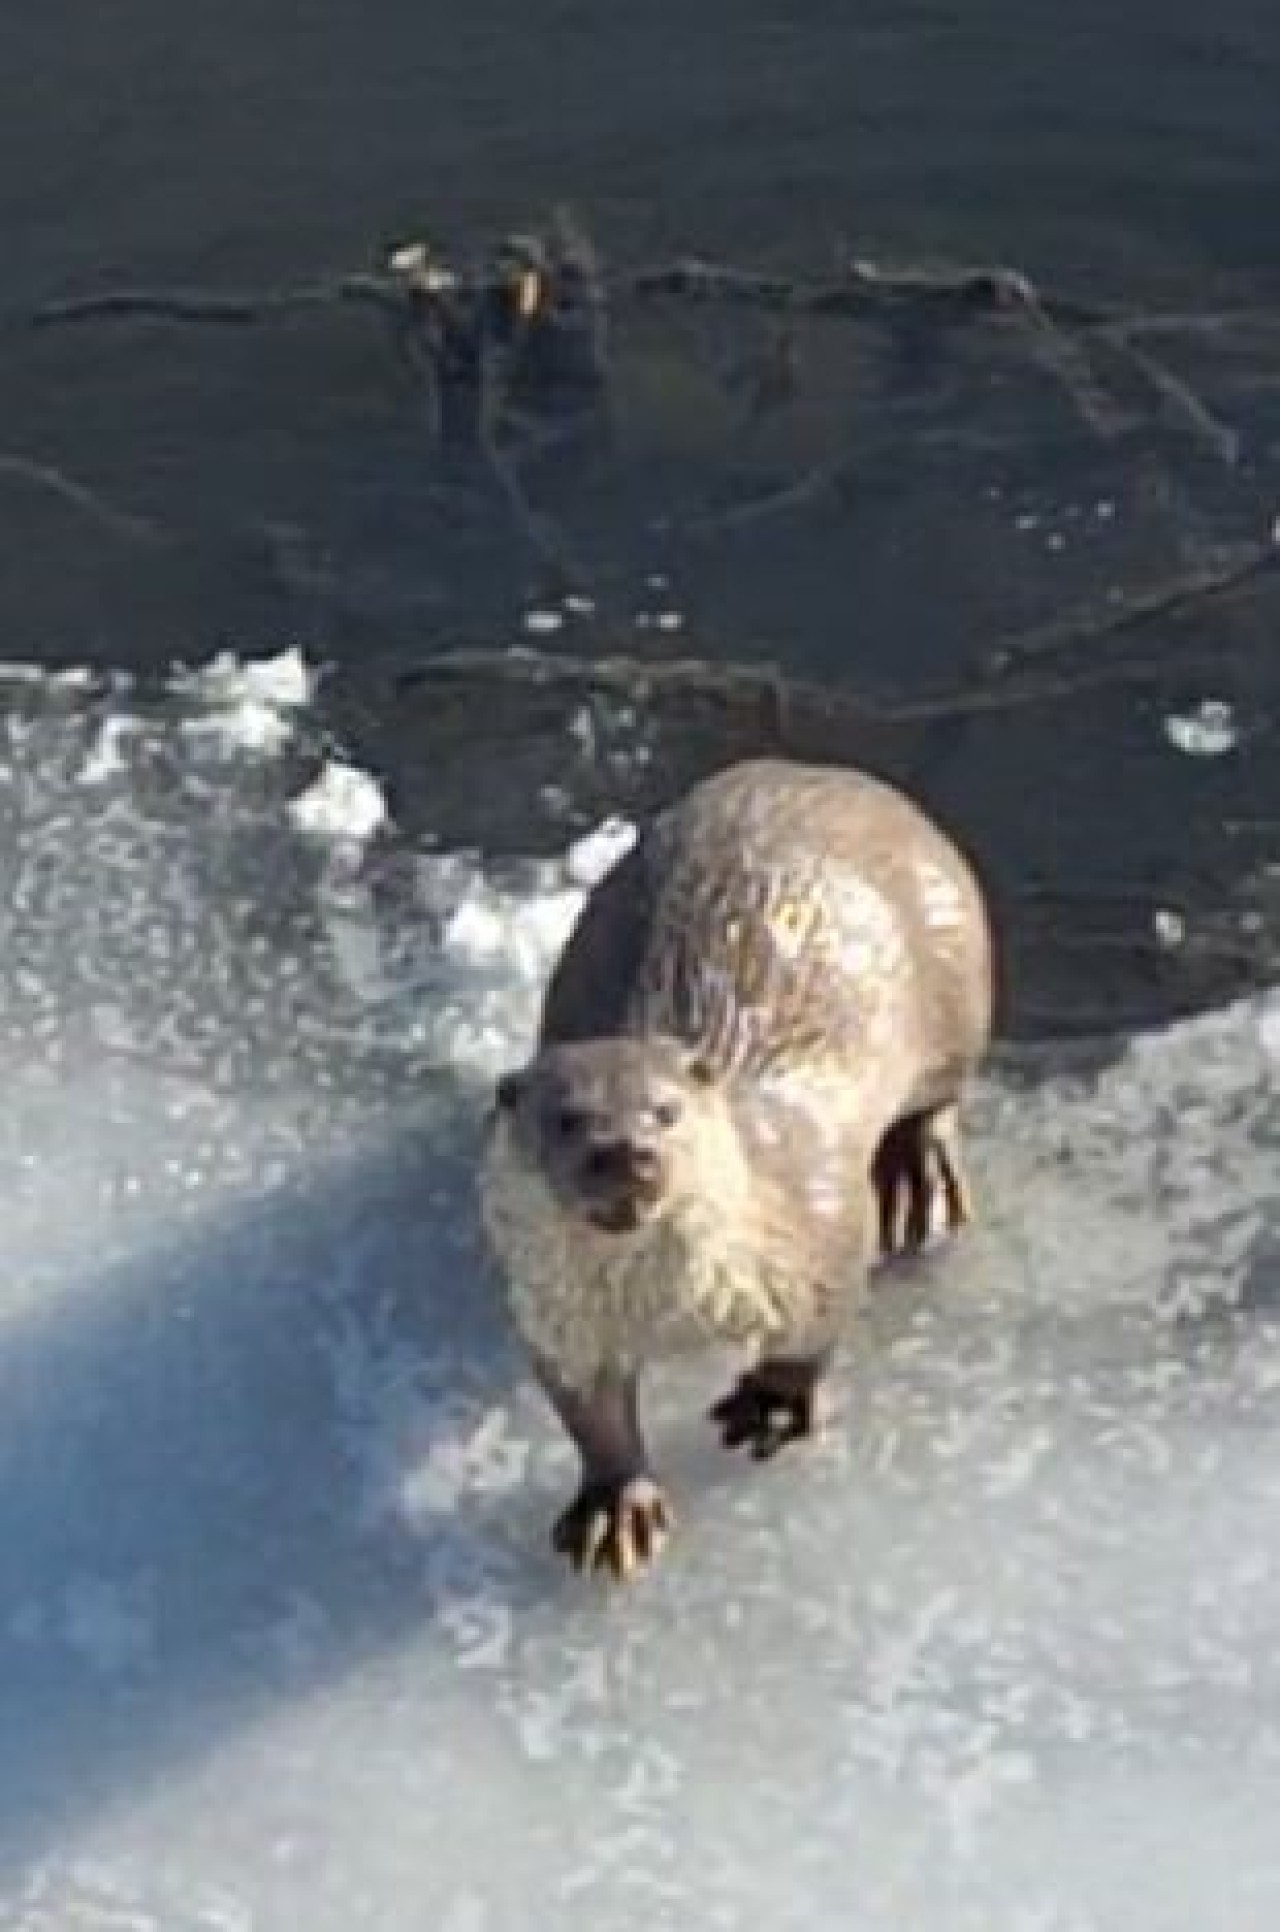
[478,757,994,1577]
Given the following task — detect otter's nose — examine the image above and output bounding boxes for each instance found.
[585,1141,659,1187]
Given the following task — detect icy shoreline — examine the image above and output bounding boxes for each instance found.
[0,648,1275,1931]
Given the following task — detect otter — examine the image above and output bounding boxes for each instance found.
[479,757,994,1581]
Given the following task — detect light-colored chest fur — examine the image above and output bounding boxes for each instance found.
[478,1128,849,1389]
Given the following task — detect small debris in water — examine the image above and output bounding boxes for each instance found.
[1152,908,1186,948]
[562,593,596,617]
[522,609,565,635]
[1163,700,1237,758]
[635,608,686,631]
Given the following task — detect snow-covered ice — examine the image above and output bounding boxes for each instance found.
[0,651,1276,1931]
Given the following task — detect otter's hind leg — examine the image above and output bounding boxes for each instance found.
[873,1101,974,1261]
[532,1354,675,1581]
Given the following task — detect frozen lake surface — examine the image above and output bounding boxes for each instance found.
[0,654,1277,1931]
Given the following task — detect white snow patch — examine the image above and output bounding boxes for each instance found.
[443,893,512,964]
[562,815,637,888]
[78,714,141,785]
[0,661,104,690]
[179,699,296,759]
[173,645,315,712]
[1259,993,1280,1058]
[168,646,317,760]
[288,760,389,841]
[0,676,1275,1931]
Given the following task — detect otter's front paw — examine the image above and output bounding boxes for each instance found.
[710,1367,822,1460]
[551,1475,675,1581]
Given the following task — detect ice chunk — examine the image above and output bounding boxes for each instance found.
[1163,699,1237,758]
[179,697,296,758]
[173,645,315,711]
[288,760,389,840]
[522,609,565,635]
[170,646,318,760]
[562,815,637,887]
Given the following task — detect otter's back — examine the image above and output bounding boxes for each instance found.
[540,758,991,1112]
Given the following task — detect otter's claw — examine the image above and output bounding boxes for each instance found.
[710,1368,822,1460]
[552,1475,675,1581]
[873,1107,973,1261]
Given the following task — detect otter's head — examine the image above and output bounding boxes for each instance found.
[489,1038,718,1237]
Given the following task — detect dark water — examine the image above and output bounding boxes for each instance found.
[2,0,1279,1032]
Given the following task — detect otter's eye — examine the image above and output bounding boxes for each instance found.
[654,1098,681,1129]
[555,1108,587,1140]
